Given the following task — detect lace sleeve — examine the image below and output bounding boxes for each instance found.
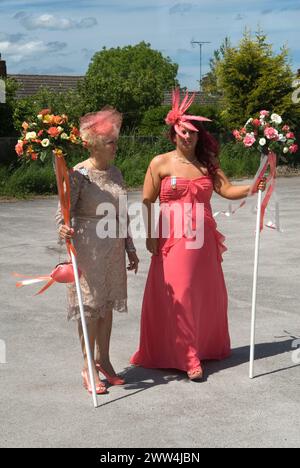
[55,169,83,231]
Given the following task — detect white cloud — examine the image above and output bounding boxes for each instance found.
[0,38,67,63]
[14,12,98,31]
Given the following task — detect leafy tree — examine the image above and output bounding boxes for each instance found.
[138,105,170,136]
[80,42,178,129]
[216,29,300,128]
[13,86,85,131]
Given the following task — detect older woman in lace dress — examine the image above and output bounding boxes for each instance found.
[56,107,139,395]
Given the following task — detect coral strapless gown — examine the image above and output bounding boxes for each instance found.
[130,175,231,373]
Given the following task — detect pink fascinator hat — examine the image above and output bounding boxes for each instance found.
[80,106,122,142]
[165,88,212,139]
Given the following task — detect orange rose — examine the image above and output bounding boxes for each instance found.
[40,109,52,116]
[22,121,29,131]
[52,115,63,125]
[15,142,24,156]
[31,153,38,160]
[47,127,60,138]
[71,127,80,137]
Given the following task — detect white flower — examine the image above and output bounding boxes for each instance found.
[41,139,50,147]
[60,133,69,140]
[57,126,64,133]
[279,134,287,143]
[283,147,289,154]
[25,131,37,140]
[271,113,282,125]
[259,138,267,146]
[37,114,43,121]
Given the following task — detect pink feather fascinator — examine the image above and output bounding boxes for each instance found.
[80,106,122,141]
[165,88,212,139]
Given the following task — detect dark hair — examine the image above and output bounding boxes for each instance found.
[169,120,220,176]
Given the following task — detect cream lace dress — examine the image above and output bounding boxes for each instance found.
[55,163,136,321]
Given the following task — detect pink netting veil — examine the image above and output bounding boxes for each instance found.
[80,107,122,141]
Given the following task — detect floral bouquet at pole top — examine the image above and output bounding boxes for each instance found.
[14,109,86,294]
[233,110,298,157]
[15,108,87,162]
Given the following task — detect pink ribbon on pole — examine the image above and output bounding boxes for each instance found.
[214,152,279,232]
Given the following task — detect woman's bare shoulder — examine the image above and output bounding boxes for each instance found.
[150,152,174,170]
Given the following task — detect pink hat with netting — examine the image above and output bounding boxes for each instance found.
[80,106,122,141]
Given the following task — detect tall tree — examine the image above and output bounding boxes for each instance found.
[81,42,178,128]
[216,29,300,128]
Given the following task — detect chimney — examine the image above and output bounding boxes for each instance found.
[0,54,7,78]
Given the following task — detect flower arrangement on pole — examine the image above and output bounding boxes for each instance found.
[233,111,298,157]
[233,111,297,379]
[14,108,99,407]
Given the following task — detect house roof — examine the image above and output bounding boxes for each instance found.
[6,72,222,105]
[163,90,222,106]
[7,74,84,99]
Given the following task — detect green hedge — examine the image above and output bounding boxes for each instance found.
[0,139,278,197]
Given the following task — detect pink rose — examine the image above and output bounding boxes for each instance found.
[260,110,270,117]
[264,127,279,140]
[233,129,242,141]
[282,125,290,132]
[243,133,256,147]
[289,144,298,154]
[253,119,261,127]
[286,132,295,139]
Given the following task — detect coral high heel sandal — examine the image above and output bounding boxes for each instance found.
[81,369,107,395]
[95,363,125,386]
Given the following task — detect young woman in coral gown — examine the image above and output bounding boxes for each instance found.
[130,89,266,380]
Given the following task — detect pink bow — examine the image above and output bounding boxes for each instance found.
[14,262,82,296]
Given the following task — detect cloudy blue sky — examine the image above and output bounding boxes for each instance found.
[0,0,299,89]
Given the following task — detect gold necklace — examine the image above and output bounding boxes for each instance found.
[174,154,198,165]
[89,157,109,171]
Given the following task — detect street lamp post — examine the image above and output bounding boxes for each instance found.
[191,40,211,93]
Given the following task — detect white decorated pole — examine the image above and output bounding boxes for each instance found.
[54,155,98,408]
[249,186,263,379]
[70,249,98,408]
